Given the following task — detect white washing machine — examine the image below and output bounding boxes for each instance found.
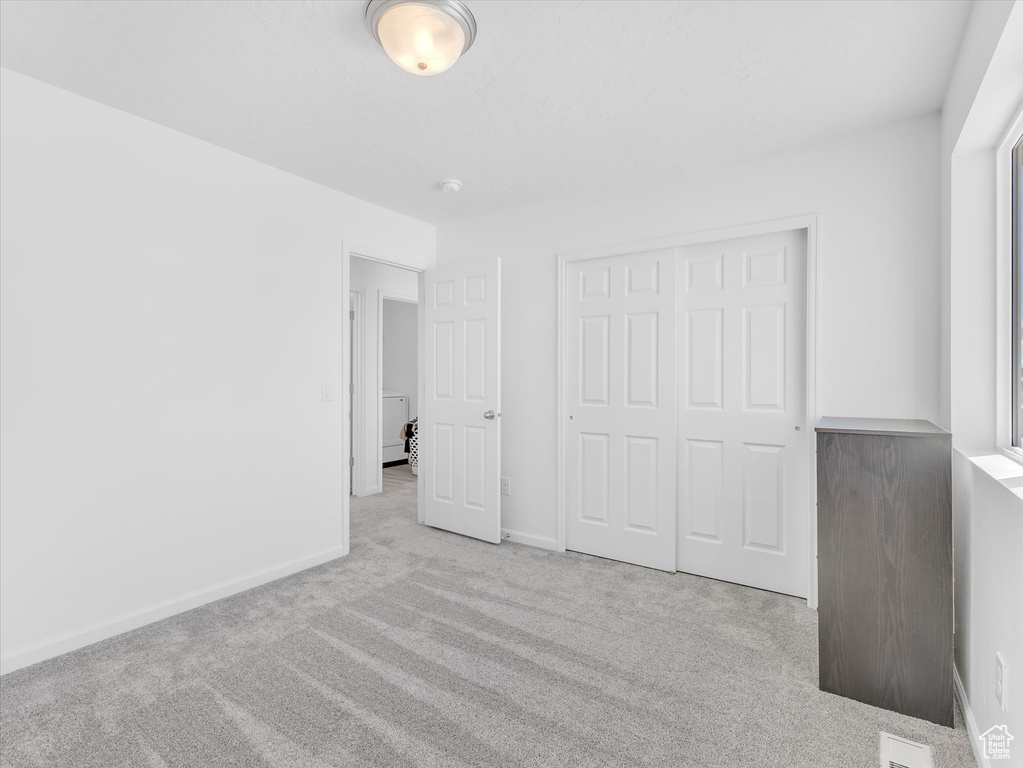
[382,391,408,464]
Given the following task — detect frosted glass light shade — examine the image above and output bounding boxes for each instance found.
[368,0,476,76]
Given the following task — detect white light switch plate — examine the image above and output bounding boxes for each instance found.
[322,382,333,401]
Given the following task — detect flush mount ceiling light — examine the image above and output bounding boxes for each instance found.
[366,0,477,76]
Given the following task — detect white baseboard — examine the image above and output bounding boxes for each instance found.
[955,664,987,768]
[0,545,345,676]
[501,528,560,551]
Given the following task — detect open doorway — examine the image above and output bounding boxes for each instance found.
[341,248,503,555]
[381,296,418,492]
[349,255,420,502]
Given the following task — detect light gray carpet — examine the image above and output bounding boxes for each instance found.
[1,466,976,767]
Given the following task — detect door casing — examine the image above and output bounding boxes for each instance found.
[350,289,363,497]
[556,215,821,609]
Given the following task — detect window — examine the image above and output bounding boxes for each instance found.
[1013,133,1023,447]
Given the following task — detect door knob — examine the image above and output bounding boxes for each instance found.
[484,410,496,420]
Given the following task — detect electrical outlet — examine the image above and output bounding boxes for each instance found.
[501,477,511,496]
[996,652,1008,712]
[321,382,333,401]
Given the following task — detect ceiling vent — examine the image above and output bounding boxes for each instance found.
[879,732,934,768]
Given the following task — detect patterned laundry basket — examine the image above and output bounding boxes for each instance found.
[408,423,419,476]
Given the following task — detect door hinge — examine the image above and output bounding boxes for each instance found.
[349,456,354,467]
[350,310,355,320]
[350,383,355,394]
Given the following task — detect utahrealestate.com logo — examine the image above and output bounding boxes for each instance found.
[980,725,1014,761]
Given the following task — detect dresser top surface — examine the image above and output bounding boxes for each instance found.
[815,417,952,438]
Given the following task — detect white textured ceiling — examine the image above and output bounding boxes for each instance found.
[0,0,971,223]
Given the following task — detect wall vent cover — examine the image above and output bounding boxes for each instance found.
[879,732,933,768]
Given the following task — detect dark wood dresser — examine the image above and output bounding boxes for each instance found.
[815,417,953,727]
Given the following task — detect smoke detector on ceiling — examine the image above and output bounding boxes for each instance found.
[440,179,462,192]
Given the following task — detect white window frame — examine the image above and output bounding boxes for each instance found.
[996,104,1023,461]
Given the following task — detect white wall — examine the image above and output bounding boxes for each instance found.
[349,258,418,494]
[438,114,941,545]
[940,0,1021,447]
[938,2,1023,762]
[383,299,419,420]
[0,68,435,672]
[953,451,1023,763]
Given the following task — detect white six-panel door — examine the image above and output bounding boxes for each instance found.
[422,258,501,544]
[677,229,807,597]
[564,248,677,572]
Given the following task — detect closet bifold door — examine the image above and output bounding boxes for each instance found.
[675,228,809,598]
[563,248,677,572]
[815,417,953,727]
